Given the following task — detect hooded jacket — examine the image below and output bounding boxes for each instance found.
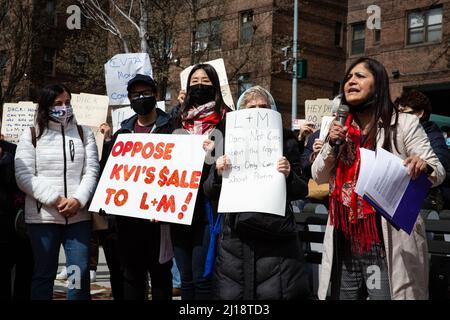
[204,87,311,299]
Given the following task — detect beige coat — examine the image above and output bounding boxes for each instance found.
[312,113,446,300]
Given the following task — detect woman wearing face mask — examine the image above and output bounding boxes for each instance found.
[203,86,311,300]
[312,57,445,300]
[171,63,231,300]
[14,83,100,300]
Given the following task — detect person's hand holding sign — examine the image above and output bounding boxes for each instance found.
[216,155,231,176]
[277,156,291,178]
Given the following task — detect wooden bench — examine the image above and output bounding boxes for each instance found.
[295,206,450,299]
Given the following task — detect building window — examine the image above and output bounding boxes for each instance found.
[374,29,381,45]
[46,0,56,26]
[351,23,365,55]
[43,47,56,76]
[194,18,222,52]
[407,7,442,45]
[335,22,343,47]
[238,74,252,96]
[240,10,254,45]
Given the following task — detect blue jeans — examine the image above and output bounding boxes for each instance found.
[27,221,91,300]
[172,223,211,300]
[172,258,181,289]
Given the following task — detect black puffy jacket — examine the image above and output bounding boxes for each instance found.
[0,140,19,244]
[204,129,311,300]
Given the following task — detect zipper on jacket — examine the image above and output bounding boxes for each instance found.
[61,124,68,225]
[69,140,75,162]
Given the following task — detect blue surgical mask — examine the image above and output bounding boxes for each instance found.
[49,104,74,126]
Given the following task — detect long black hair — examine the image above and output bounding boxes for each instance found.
[36,83,71,139]
[182,63,227,115]
[340,57,398,152]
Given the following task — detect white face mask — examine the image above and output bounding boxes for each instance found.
[49,104,73,126]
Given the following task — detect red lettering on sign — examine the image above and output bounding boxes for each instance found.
[156,195,175,213]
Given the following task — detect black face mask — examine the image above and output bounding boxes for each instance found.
[130,96,157,115]
[189,84,215,106]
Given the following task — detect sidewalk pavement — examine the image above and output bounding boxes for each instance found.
[53,247,181,300]
[54,246,113,300]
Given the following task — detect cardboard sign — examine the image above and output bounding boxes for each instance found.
[89,134,206,225]
[304,99,333,131]
[218,108,286,216]
[1,102,37,144]
[180,58,235,110]
[72,93,110,159]
[105,53,153,106]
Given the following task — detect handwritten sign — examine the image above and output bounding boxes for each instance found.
[1,102,37,144]
[319,116,335,141]
[180,58,235,110]
[72,93,110,159]
[305,99,333,131]
[292,119,305,131]
[218,108,286,216]
[105,53,153,106]
[89,134,206,225]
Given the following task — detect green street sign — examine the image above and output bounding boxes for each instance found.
[296,59,307,79]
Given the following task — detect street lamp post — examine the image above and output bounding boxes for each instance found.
[291,0,299,130]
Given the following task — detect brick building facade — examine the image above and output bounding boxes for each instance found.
[347,0,450,118]
[166,0,348,126]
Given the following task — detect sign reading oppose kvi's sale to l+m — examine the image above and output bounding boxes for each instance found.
[89,134,206,225]
[218,108,286,216]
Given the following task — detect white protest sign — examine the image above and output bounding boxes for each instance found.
[111,101,166,134]
[72,93,110,159]
[111,106,135,134]
[292,119,305,131]
[218,108,286,216]
[180,58,235,110]
[105,53,153,106]
[319,116,335,141]
[1,102,37,144]
[89,134,206,225]
[305,99,333,131]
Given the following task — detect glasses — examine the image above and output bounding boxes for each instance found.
[129,90,154,100]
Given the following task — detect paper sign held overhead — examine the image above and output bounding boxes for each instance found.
[304,99,333,131]
[89,134,206,225]
[180,58,235,110]
[1,102,37,144]
[105,53,153,106]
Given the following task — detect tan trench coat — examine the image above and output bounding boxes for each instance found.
[312,112,446,300]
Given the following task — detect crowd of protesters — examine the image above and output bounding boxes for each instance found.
[1,56,448,301]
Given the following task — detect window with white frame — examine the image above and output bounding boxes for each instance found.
[407,7,442,45]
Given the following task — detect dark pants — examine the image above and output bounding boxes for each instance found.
[172,222,211,300]
[97,227,124,300]
[116,217,172,300]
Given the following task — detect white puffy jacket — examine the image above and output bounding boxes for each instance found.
[15,118,100,224]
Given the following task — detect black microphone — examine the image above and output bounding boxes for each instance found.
[334,104,349,155]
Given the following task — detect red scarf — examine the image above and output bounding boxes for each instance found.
[329,115,380,254]
[181,101,225,135]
